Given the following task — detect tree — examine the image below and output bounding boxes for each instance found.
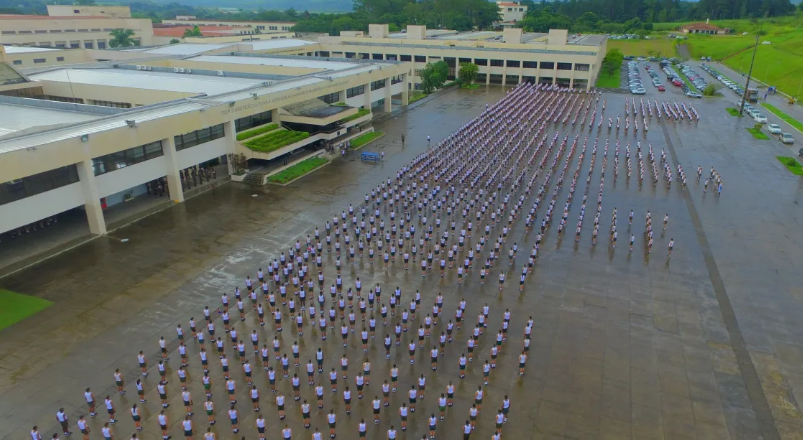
[602,48,624,76]
[703,84,721,96]
[183,25,202,38]
[76,0,96,5]
[108,29,137,48]
[420,61,449,94]
[459,62,479,85]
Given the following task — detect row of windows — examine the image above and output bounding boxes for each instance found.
[17,40,108,49]
[336,51,592,73]
[370,79,386,91]
[0,166,79,207]
[92,141,163,176]
[174,124,224,152]
[320,92,340,104]
[90,99,131,108]
[1,28,109,34]
[346,85,365,98]
[235,111,272,132]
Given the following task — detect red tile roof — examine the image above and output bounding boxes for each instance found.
[153,25,235,37]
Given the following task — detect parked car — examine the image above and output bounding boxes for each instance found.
[657,85,666,91]
[686,92,702,98]
[631,88,646,95]
[753,113,768,124]
[767,124,782,134]
[781,133,794,144]
[672,79,682,87]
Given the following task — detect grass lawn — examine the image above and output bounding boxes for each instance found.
[762,103,803,133]
[0,289,52,331]
[746,127,770,140]
[672,65,698,93]
[726,107,743,117]
[409,92,427,104]
[596,66,621,88]
[243,129,310,153]
[677,16,803,97]
[777,156,803,176]
[236,123,279,141]
[606,39,678,58]
[350,131,383,149]
[268,157,328,184]
[462,83,481,90]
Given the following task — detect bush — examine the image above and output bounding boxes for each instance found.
[776,156,803,175]
[268,157,328,184]
[243,129,310,153]
[236,123,279,141]
[702,84,720,96]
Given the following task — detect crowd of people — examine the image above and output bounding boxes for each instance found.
[31,83,718,440]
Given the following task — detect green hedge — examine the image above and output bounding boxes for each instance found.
[340,108,371,123]
[244,129,310,153]
[746,127,769,140]
[268,157,328,184]
[777,156,803,176]
[409,92,427,104]
[350,131,383,149]
[236,123,279,141]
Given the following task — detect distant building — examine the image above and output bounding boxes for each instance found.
[496,1,527,27]
[162,19,296,33]
[46,5,132,18]
[679,20,730,35]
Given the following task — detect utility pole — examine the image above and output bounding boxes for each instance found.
[738,33,759,116]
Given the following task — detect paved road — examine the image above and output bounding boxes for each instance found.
[1,84,802,440]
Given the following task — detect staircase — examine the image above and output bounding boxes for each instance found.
[241,172,267,186]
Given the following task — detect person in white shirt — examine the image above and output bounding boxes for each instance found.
[31,426,42,440]
[56,408,71,437]
[100,423,112,440]
[181,416,192,439]
[76,416,89,440]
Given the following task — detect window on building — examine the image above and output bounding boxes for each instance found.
[64,29,76,33]
[50,30,62,33]
[0,31,15,35]
[57,57,65,61]
[320,92,339,104]
[507,60,520,68]
[574,63,590,71]
[400,55,411,62]
[557,62,572,70]
[33,58,46,63]
[458,58,471,64]
[372,53,383,60]
[34,30,47,34]
[91,99,131,108]
[390,75,403,85]
[70,42,80,48]
[0,165,80,206]
[475,59,487,66]
[91,28,101,32]
[490,59,504,67]
[92,141,163,176]
[12,60,22,65]
[346,85,365,98]
[97,41,106,49]
[523,61,537,69]
[345,52,356,58]
[540,61,555,69]
[370,79,386,91]
[74,9,79,13]
[359,53,370,60]
[84,41,93,49]
[414,55,426,63]
[235,111,272,132]
[174,124,225,151]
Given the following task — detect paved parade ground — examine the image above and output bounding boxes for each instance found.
[1,83,802,440]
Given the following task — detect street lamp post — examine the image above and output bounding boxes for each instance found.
[739,33,760,116]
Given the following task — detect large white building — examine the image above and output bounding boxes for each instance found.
[0,40,410,242]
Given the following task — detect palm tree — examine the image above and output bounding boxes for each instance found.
[108,29,137,48]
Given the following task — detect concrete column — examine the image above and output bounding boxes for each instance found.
[401,73,409,105]
[518,64,523,84]
[553,66,558,84]
[502,65,507,86]
[271,108,281,126]
[363,83,371,110]
[163,136,185,203]
[340,88,348,103]
[384,79,392,112]
[486,68,490,85]
[570,77,574,89]
[76,159,107,235]
[223,120,237,175]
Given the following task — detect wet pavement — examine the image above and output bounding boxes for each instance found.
[1,84,803,440]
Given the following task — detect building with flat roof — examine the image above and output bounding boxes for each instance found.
[46,5,132,18]
[318,25,606,90]
[0,50,410,239]
[162,19,296,33]
[0,14,155,49]
[496,1,527,27]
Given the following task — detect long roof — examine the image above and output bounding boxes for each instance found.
[188,55,356,71]
[28,68,264,95]
[0,103,99,138]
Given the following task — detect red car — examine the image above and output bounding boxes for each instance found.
[658,85,666,91]
[672,79,682,87]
